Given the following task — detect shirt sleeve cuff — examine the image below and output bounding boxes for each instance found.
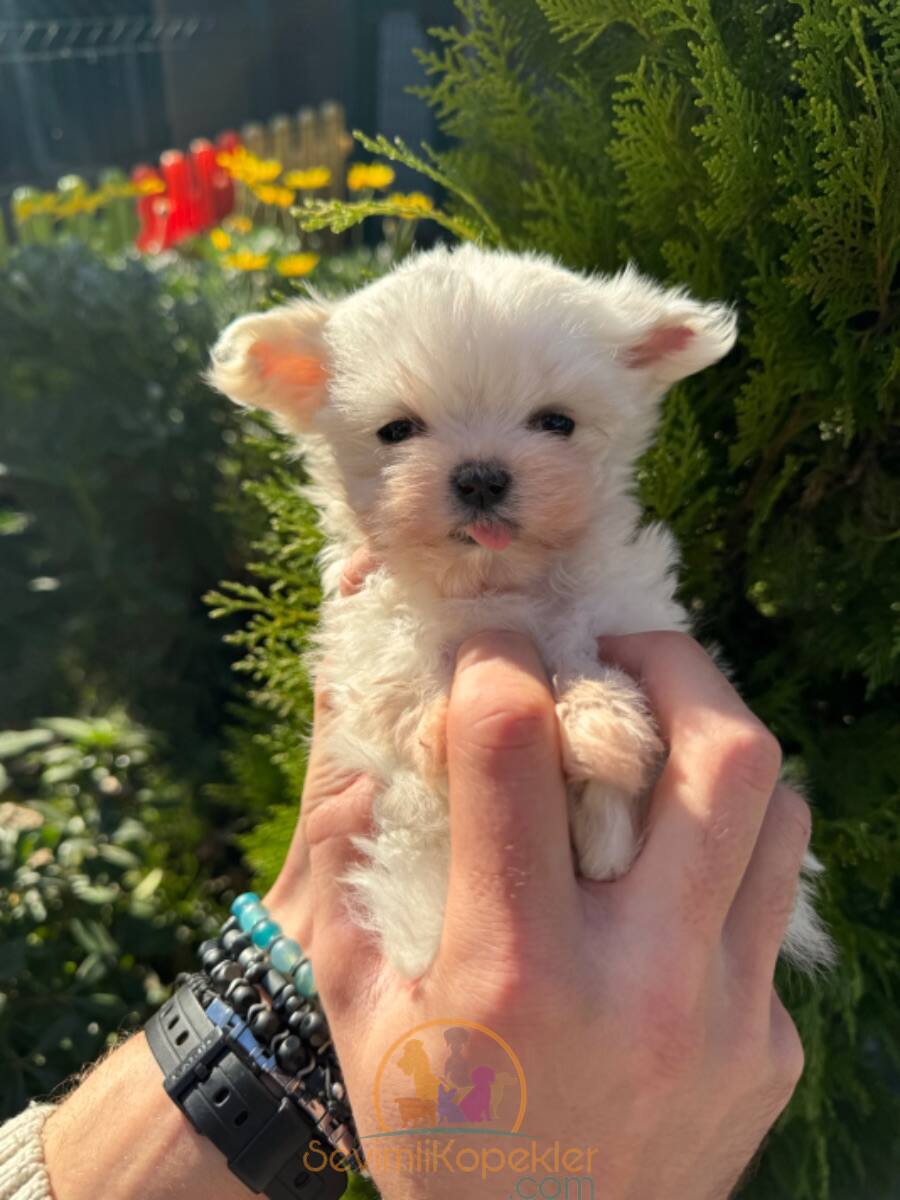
[0,1103,57,1200]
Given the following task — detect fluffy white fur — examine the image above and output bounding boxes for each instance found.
[209,244,833,977]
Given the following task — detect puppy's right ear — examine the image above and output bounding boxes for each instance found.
[207,300,331,432]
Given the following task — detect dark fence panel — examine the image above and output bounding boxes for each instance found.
[1,0,458,196]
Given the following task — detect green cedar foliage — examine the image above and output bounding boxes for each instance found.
[227,8,898,1192]
[416,6,900,1196]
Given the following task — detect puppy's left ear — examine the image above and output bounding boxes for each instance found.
[602,267,738,389]
[206,299,331,433]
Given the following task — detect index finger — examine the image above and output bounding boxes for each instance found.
[441,632,578,967]
[598,632,782,941]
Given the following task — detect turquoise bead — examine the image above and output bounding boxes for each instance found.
[251,918,282,949]
[294,960,316,998]
[230,891,260,918]
[237,903,266,933]
[270,936,303,974]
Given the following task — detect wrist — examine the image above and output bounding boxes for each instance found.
[44,1032,253,1200]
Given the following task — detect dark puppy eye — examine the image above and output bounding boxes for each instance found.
[377,418,422,444]
[529,411,575,436]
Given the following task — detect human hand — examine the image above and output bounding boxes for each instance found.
[264,612,808,1199]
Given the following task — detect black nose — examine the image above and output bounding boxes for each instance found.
[451,460,511,512]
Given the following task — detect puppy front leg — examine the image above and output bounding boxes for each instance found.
[556,670,664,880]
[412,693,449,785]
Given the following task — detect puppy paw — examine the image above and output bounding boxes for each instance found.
[556,675,663,798]
[413,693,449,784]
[570,780,640,880]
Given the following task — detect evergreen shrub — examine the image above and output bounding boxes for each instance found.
[227,3,899,1196]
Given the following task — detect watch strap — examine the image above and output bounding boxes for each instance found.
[146,983,345,1199]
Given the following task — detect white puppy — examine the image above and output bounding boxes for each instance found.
[209,243,832,978]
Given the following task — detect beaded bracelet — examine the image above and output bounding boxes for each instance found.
[190,892,362,1168]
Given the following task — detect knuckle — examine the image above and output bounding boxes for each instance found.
[452,681,554,755]
[769,996,806,1092]
[641,630,705,665]
[721,725,782,798]
[769,1027,805,1103]
[468,701,553,752]
[773,787,812,853]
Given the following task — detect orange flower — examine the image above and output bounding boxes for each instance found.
[224,214,253,234]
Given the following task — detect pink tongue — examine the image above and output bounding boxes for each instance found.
[467,523,513,551]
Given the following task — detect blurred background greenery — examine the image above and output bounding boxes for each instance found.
[2,2,898,1198]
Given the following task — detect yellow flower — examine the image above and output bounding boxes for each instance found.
[386,191,434,215]
[224,214,253,234]
[216,149,241,170]
[135,176,165,196]
[347,162,396,191]
[275,253,320,278]
[251,158,283,183]
[283,167,332,190]
[253,184,295,208]
[365,163,396,189]
[223,250,270,272]
[217,148,283,186]
[209,228,232,251]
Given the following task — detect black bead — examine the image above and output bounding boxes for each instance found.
[270,1030,291,1055]
[287,1009,307,1034]
[225,980,258,1016]
[261,968,290,1004]
[330,1080,345,1102]
[249,1007,282,1044]
[200,946,227,972]
[270,984,297,1013]
[198,939,222,959]
[282,994,304,1016]
[238,946,265,971]
[276,1035,306,1074]
[246,1002,268,1027]
[245,961,268,985]
[222,929,251,956]
[221,915,240,934]
[210,960,243,987]
[299,1011,327,1040]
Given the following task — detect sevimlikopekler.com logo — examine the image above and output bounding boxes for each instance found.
[303,1017,598,1197]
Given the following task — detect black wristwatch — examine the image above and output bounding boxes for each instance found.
[145,982,347,1199]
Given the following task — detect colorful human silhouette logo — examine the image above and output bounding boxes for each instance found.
[373,1018,526,1134]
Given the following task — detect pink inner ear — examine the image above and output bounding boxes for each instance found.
[626,324,694,368]
[250,341,328,392]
